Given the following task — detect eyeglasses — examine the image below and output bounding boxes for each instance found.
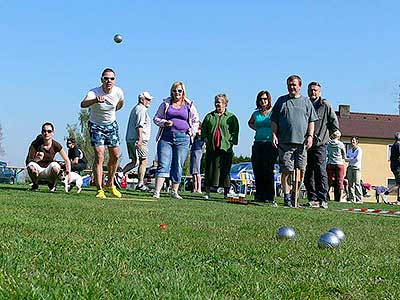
[172,89,183,94]
[42,130,53,134]
[102,76,115,81]
[260,97,269,101]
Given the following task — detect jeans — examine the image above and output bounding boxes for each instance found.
[156,130,190,183]
[251,142,278,201]
[304,144,328,202]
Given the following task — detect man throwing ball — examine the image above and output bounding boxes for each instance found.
[81,68,124,199]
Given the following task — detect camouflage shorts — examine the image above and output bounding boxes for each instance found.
[89,121,120,147]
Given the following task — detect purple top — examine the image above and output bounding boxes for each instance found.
[166,105,190,133]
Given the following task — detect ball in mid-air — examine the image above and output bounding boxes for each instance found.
[114,34,123,43]
[276,226,296,240]
[318,232,341,249]
[328,227,345,242]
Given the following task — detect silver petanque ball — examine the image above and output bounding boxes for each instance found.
[318,232,341,249]
[328,227,345,242]
[113,34,123,43]
[276,226,296,240]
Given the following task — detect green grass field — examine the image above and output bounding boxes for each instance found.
[0,184,399,300]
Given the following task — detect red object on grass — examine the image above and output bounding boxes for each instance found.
[160,223,167,229]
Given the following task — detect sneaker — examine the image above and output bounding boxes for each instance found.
[96,189,106,199]
[304,201,319,208]
[284,200,293,208]
[48,183,56,193]
[171,191,183,199]
[136,184,149,192]
[320,201,329,209]
[153,191,160,199]
[104,186,122,198]
[29,183,39,191]
[203,194,210,200]
[265,200,278,207]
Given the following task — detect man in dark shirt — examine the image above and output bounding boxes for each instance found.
[303,82,339,209]
[66,137,88,172]
[26,122,71,191]
[380,132,400,204]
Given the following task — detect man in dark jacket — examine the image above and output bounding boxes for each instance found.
[304,82,339,209]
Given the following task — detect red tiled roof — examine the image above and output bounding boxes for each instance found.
[336,112,400,139]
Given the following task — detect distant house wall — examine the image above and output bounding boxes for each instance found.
[342,138,393,186]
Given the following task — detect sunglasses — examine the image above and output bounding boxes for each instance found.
[102,76,115,81]
[260,97,269,101]
[172,89,183,93]
[42,130,53,134]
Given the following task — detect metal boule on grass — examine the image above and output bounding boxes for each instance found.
[276,226,296,240]
[328,227,345,242]
[113,34,123,43]
[318,232,341,249]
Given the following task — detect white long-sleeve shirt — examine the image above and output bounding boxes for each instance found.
[346,146,362,169]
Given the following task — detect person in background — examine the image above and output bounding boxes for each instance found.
[380,132,400,204]
[152,81,200,199]
[346,136,363,203]
[303,81,339,209]
[202,94,239,200]
[80,68,124,199]
[26,122,71,192]
[190,123,204,194]
[270,75,318,207]
[326,130,346,202]
[122,91,153,192]
[248,90,278,204]
[66,137,87,173]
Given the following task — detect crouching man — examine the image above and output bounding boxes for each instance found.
[26,122,71,192]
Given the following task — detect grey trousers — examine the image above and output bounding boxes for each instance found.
[346,166,363,202]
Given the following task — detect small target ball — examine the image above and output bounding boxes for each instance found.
[114,34,123,43]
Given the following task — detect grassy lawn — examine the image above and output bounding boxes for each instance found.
[0,184,399,300]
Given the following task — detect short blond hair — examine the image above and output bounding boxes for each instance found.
[170,81,186,98]
[215,93,229,105]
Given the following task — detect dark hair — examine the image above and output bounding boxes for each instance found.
[308,81,321,88]
[351,136,359,143]
[255,90,272,110]
[67,137,76,144]
[395,132,400,141]
[41,122,54,131]
[101,68,115,77]
[286,74,302,86]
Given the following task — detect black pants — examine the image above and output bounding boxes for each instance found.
[251,142,278,201]
[304,144,328,202]
[71,161,87,173]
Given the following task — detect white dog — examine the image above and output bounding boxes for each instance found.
[60,171,83,193]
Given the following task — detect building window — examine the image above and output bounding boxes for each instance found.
[387,144,392,161]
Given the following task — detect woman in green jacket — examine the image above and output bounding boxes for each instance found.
[201,94,239,199]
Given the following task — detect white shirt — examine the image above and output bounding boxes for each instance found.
[347,146,362,169]
[125,103,151,142]
[87,86,124,125]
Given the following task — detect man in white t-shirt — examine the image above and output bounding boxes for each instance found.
[122,91,153,191]
[81,68,124,199]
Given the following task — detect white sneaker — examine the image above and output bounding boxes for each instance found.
[203,194,210,200]
[379,193,388,204]
[171,191,182,199]
[152,191,160,199]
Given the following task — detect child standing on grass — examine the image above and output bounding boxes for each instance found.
[190,123,204,194]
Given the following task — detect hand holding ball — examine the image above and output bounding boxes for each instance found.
[114,34,123,43]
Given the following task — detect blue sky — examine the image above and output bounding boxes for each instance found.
[1,0,399,166]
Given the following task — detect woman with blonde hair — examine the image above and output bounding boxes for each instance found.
[153,81,200,199]
[326,130,346,202]
[202,94,239,199]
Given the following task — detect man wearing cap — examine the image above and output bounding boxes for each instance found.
[122,91,153,191]
[303,81,339,209]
